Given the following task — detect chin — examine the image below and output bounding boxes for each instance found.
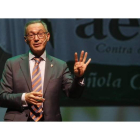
[33,49,45,56]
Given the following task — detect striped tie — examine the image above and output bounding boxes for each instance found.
[30,57,43,122]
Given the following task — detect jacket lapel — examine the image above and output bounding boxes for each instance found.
[43,53,53,94]
[19,52,53,94]
[19,53,32,92]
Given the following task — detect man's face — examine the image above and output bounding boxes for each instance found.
[24,23,50,56]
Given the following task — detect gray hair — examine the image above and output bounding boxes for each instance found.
[24,20,48,36]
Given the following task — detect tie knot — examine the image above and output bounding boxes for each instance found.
[34,57,42,64]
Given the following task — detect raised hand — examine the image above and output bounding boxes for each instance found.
[74,50,91,77]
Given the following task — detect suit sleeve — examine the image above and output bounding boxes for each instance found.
[62,62,85,98]
[0,59,23,110]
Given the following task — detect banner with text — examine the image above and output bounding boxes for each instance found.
[42,19,140,106]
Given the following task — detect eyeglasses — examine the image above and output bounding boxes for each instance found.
[25,31,48,39]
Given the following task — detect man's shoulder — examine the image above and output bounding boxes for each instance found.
[50,55,66,65]
[7,53,27,63]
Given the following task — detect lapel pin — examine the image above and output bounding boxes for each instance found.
[51,64,53,67]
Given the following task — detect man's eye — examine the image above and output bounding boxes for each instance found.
[29,34,34,37]
[39,33,43,36]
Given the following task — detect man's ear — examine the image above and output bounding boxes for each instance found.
[46,32,50,41]
[24,36,28,44]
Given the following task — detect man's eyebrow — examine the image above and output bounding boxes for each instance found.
[27,29,44,34]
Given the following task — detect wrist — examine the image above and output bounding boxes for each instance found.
[25,93,28,101]
[74,75,84,79]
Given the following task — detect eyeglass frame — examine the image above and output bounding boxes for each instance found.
[25,31,49,40]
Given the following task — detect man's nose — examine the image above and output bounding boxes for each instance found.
[34,34,39,40]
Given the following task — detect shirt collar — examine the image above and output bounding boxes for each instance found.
[29,50,46,61]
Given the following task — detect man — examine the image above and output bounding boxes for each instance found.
[0,20,91,121]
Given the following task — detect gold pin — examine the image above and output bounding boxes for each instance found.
[51,64,53,67]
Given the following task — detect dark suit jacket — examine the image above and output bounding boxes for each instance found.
[0,52,84,121]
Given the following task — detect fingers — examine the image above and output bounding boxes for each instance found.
[83,52,88,63]
[86,58,91,66]
[25,92,45,105]
[33,95,45,100]
[32,92,43,96]
[79,50,84,62]
[32,93,45,103]
[28,97,45,105]
[75,52,78,62]
[30,97,45,104]
[28,98,38,105]
[75,50,88,63]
